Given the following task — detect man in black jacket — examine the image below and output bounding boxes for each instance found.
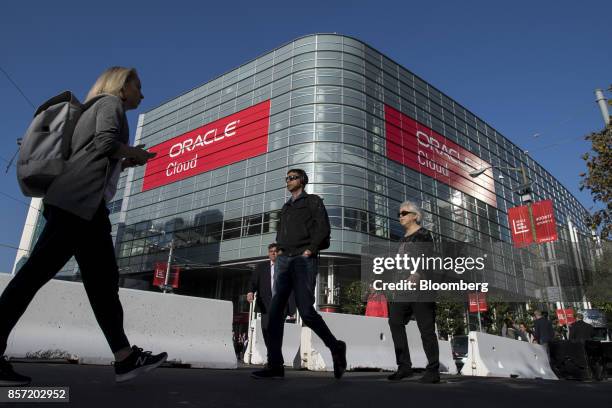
[534,310,555,351]
[252,169,347,380]
[569,313,594,343]
[247,243,296,349]
[387,200,440,384]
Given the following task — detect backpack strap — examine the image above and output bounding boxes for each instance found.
[33,91,76,117]
[305,193,325,215]
[60,94,108,159]
[61,94,114,158]
[304,193,331,252]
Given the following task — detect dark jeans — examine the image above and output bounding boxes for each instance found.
[388,302,440,372]
[266,255,338,366]
[0,204,130,356]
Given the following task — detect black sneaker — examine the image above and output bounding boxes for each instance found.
[387,366,414,381]
[251,365,284,379]
[331,340,347,379]
[114,346,167,383]
[0,357,31,386]
[419,370,440,384]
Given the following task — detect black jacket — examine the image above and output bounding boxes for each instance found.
[249,261,296,316]
[397,227,434,293]
[399,227,434,246]
[534,317,555,344]
[569,320,594,342]
[276,192,330,256]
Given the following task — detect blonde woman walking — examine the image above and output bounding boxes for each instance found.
[0,67,166,385]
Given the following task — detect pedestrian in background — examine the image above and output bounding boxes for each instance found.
[533,310,555,352]
[246,243,296,351]
[517,322,534,342]
[501,317,517,339]
[569,313,594,343]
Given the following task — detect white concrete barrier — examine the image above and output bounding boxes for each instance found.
[243,317,301,367]
[460,331,557,379]
[402,320,457,374]
[301,312,456,373]
[438,339,458,375]
[0,274,236,369]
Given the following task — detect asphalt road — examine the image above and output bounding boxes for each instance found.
[1,362,611,408]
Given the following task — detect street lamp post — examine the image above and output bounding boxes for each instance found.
[470,164,567,318]
[518,164,538,243]
[150,227,175,294]
[469,164,537,242]
[162,238,174,294]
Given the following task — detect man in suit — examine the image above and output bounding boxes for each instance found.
[247,243,295,349]
[569,313,594,343]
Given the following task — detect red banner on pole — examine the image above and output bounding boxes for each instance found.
[152,262,166,286]
[152,262,180,289]
[532,200,558,244]
[468,293,487,312]
[556,308,575,326]
[508,199,557,248]
[508,205,534,247]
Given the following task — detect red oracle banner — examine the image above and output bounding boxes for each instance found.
[532,199,558,244]
[152,262,180,288]
[508,205,533,247]
[508,199,558,247]
[142,100,271,191]
[556,308,575,326]
[385,105,497,208]
[468,293,487,312]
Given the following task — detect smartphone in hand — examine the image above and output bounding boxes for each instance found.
[135,144,156,159]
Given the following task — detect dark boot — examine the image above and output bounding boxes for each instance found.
[419,370,440,384]
[387,366,414,381]
[331,340,347,379]
[0,357,31,386]
[251,365,285,379]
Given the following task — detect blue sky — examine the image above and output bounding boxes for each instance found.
[0,0,610,273]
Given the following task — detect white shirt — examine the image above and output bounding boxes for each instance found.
[270,261,275,293]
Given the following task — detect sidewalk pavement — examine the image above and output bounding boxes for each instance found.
[2,362,611,408]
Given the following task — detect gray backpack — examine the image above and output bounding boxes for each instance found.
[17,91,104,197]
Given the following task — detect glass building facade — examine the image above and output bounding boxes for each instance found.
[18,34,595,317]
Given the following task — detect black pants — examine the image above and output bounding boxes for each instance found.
[260,295,295,352]
[266,255,338,366]
[0,204,130,355]
[261,313,271,350]
[388,302,440,372]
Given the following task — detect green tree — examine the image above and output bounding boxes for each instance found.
[340,280,367,315]
[580,115,611,240]
[584,241,612,321]
[435,298,466,339]
[480,298,511,334]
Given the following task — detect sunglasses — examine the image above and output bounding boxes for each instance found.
[285,175,301,182]
[398,211,415,217]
